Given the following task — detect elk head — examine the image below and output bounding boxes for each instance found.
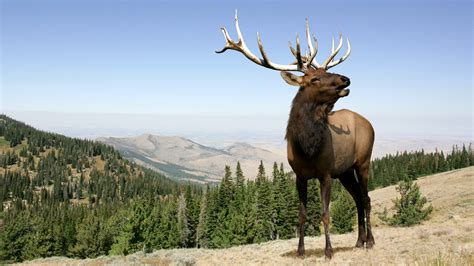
[216,11,352,108]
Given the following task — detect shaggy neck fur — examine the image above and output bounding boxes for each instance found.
[285,91,329,158]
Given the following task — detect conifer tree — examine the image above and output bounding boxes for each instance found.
[196,187,209,248]
[157,198,179,249]
[235,161,245,200]
[71,212,112,258]
[204,188,220,248]
[379,178,433,226]
[0,211,30,262]
[184,186,199,248]
[306,179,322,236]
[177,192,190,247]
[219,165,233,211]
[330,189,356,234]
[272,162,286,239]
[254,161,274,242]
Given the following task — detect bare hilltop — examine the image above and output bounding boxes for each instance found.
[20,167,474,266]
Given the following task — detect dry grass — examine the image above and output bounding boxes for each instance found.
[18,167,474,266]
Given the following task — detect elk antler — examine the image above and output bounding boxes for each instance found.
[288,22,351,70]
[216,11,351,72]
[320,33,351,70]
[289,19,320,68]
[216,10,308,72]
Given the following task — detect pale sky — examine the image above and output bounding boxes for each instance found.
[1,0,473,143]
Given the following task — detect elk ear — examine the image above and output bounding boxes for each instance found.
[280,72,303,86]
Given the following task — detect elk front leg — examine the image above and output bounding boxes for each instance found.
[296,177,308,257]
[320,175,333,259]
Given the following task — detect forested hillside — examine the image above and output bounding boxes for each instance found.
[0,115,472,263]
[368,144,473,189]
[0,115,182,262]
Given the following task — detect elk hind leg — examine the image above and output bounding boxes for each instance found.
[338,170,366,248]
[356,162,375,248]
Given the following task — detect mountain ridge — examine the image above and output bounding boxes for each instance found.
[98,134,290,183]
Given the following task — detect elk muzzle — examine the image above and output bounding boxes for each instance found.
[337,76,351,97]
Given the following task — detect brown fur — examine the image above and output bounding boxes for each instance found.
[281,68,375,259]
[285,97,328,158]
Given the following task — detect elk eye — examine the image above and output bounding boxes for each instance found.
[310,77,320,83]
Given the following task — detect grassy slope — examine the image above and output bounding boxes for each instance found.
[20,166,474,266]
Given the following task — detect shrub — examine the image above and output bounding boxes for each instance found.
[379,178,433,226]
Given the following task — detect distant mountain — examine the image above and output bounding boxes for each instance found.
[97,134,289,183]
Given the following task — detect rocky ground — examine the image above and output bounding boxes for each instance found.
[19,167,474,266]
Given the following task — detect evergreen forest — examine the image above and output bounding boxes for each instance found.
[0,114,472,263]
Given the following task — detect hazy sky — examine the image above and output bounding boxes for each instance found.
[1,0,473,141]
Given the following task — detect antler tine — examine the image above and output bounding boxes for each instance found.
[215,10,260,66]
[326,38,351,69]
[305,18,320,68]
[310,36,320,66]
[215,27,233,54]
[288,41,297,57]
[331,37,335,60]
[295,33,304,69]
[256,32,271,64]
[305,19,313,53]
[321,33,343,69]
[234,9,244,44]
[288,34,306,68]
[216,10,302,72]
[215,10,240,54]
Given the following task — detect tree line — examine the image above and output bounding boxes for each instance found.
[368,145,473,189]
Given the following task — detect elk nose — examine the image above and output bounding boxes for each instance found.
[340,76,351,85]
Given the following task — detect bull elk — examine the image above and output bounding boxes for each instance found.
[217,11,375,259]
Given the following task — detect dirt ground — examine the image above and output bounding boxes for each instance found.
[19,167,474,266]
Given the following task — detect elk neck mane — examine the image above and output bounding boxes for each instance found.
[285,89,331,158]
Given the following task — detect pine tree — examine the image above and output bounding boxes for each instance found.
[141,203,162,252]
[157,198,179,249]
[219,165,234,210]
[379,178,433,226]
[242,181,258,244]
[272,162,286,239]
[235,161,245,200]
[71,212,112,258]
[330,189,356,234]
[204,189,220,248]
[285,173,299,239]
[306,179,321,236]
[0,211,30,262]
[109,201,152,255]
[196,187,209,248]
[184,186,199,248]
[177,192,190,247]
[254,161,275,242]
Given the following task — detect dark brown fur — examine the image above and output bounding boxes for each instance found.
[281,68,375,259]
[286,94,328,158]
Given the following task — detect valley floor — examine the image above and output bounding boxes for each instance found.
[19,167,474,265]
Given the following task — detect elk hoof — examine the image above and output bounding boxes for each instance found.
[366,239,375,249]
[325,248,333,259]
[355,240,365,248]
[297,247,305,257]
